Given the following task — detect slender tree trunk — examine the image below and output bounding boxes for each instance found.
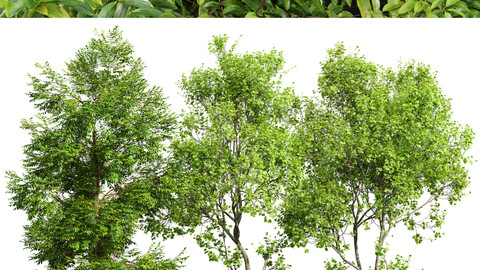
[236,239,251,270]
[353,224,362,270]
[92,129,103,260]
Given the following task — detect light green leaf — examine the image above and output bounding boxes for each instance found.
[445,0,459,6]
[338,10,354,16]
[34,2,47,14]
[162,12,176,16]
[383,1,403,11]
[372,0,381,11]
[44,3,69,17]
[447,7,465,16]
[444,10,451,16]
[7,0,26,17]
[357,0,372,17]
[90,0,102,6]
[431,0,443,9]
[203,1,220,9]
[245,11,257,17]
[398,0,416,14]
[414,0,423,12]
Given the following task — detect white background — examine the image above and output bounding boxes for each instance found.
[0,19,479,269]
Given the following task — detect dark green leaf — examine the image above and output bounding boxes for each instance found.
[150,0,176,9]
[132,6,164,16]
[121,0,153,8]
[97,1,115,17]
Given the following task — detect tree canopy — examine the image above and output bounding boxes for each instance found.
[279,43,474,270]
[158,35,301,270]
[1,0,479,18]
[6,27,182,269]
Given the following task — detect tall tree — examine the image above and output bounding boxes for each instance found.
[6,27,180,269]
[279,43,474,270]
[162,35,301,270]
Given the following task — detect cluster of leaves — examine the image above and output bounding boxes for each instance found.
[278,43,474,269]
[1,0,478,17]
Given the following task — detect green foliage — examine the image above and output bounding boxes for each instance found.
[279,43,474,269]
[1,0,478,17]
[75,243,187,270]
[6,27,179,269]
[159,35,301,269]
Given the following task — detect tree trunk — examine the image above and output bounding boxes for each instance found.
[353,224,362,270]
[236,240,251,270]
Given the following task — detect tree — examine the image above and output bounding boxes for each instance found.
[279,43,474,270]
[6,27,180,269]
[161,35,301,270]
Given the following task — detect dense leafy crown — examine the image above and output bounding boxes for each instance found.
[6,27,179,269]
[279,43,474,269]
[161,35,301,269]
[1,0,479,17]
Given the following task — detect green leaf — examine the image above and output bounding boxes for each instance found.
[151,0,176,9]
[281,0,290,10]
[312,0,325,11]
[97,1,115,17]
[44,3,69,17]
[445,0,459,7]
[161,11,176,16]
[122,0,153,8]
[444,10,451,16]
[425,9,437,16]
[71,2,94,15]
[383,2,402,10]
[451,0,467,10]
[245,11,257,16]
[398,0,416,13]
[338,10,354,16]
[203,1,220,9]
[90,0,102,5]
[357,0,372,17]
[34,2,47,14]
[414,0,423,12]
[447,7,464,16]
[430,0,443,8]
[372,0,381,11]
[197,0,204,5]
[7,0,26,17]
[113,1,128,16]
[242,0,260,11]
[26,0,40,10]
[223,4,245,15]
[468,0,480,10]
[132,7,164,16]
[0,0,6,8]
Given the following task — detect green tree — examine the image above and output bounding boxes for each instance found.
[279,43,474,270]
[161,35,301,270]
[6,27,180,269]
